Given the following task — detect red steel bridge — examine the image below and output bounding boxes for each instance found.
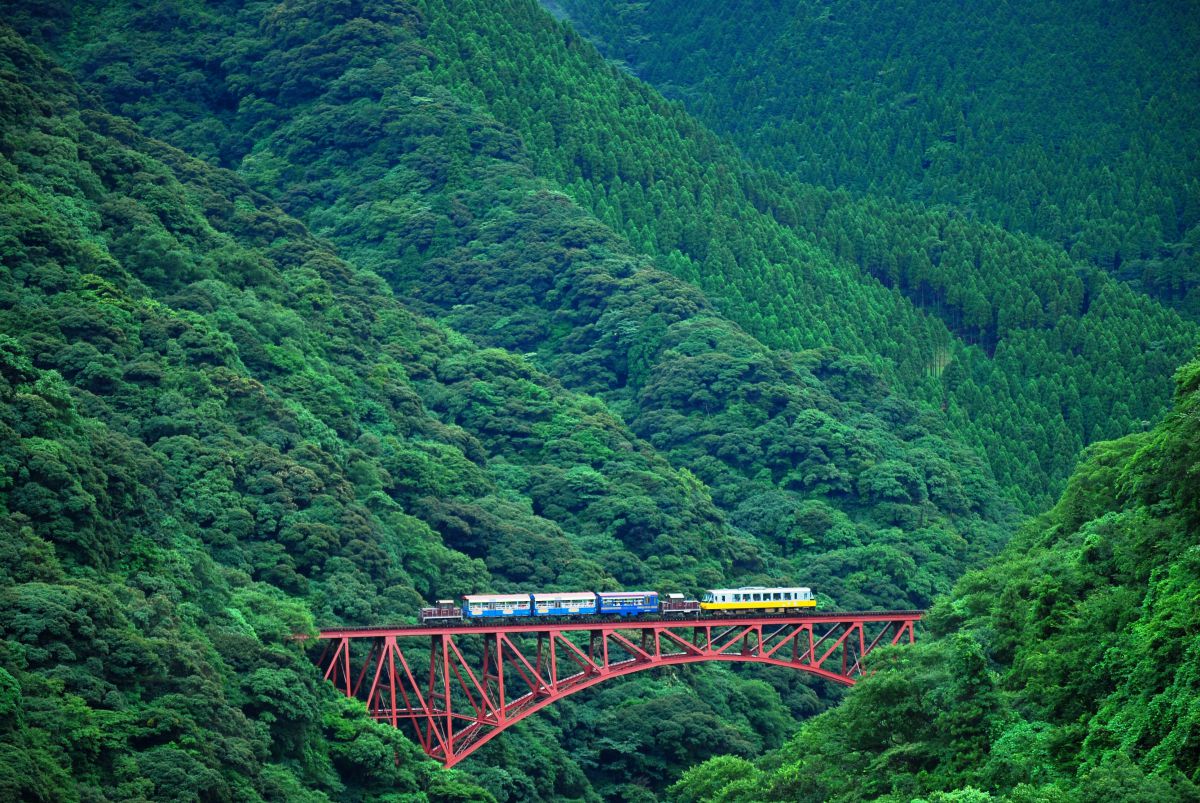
[309,610,923,767]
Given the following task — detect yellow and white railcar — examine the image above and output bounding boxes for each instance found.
[700,586,815,612]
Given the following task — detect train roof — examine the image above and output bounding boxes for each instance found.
[463,593,530,603]
[530,591,596,600]
[596,590,658,597]
[705,586,812,594]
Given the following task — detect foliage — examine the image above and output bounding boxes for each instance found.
[2,0,1197,799]
[432,0,1195,512]
[681,350,1200,800]
[28,0,1017,620]
[558,0,1200,315]
[0,21,745,799]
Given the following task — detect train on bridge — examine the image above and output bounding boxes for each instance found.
[419,585,817,624]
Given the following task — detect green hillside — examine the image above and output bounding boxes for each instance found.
[555,0,1200,313]
[27,0,1199,511]
[0,4,1008,799]
[671,349,1200,801]
[0,22,776,800]
[427,0,1196,511]
[23,0,1018,612]
[1,0,1197,800]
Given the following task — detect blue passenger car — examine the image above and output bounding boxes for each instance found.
[532,592,597,616]
[463,593,533,618]
[596,591,659,616]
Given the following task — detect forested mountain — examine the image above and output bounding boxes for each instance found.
[554,0,1200,314]
[0,2,1004,799]
[19,0,1018,611]
[670,350,1200,802]
[16,1,1196,511]
[415,0,1197,511]
[2,0,1197,800]
[533,0,1194,510]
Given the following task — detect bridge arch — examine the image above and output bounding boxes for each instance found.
[311,612,921,767]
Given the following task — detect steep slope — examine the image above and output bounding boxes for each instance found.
[0,25,499,802]
[150,0,1196,512]
[0,10,1016,799]
[24,0,1017,614]
[555,0,1200,313]
[415,0,1194,511]
[670,350,1200,801]
[15,0,1188,510]
[0,24,778,800]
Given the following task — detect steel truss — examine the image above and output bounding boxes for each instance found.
[312,611,922,767]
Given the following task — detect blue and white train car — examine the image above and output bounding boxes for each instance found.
[596,591,659,616]
[532,592,597,617]
[463,593,533,619]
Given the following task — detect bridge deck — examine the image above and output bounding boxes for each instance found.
[315,609,926,639]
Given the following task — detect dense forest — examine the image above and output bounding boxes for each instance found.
[669,350,1200,802]
[534,0,1197,510]
[21,0,1200,511]
[1,0,1197,800]
[553,0,1200,313]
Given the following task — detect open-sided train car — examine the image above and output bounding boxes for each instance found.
[463,593,532,619]
[596,591,658,616]
[532,591,597,616]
